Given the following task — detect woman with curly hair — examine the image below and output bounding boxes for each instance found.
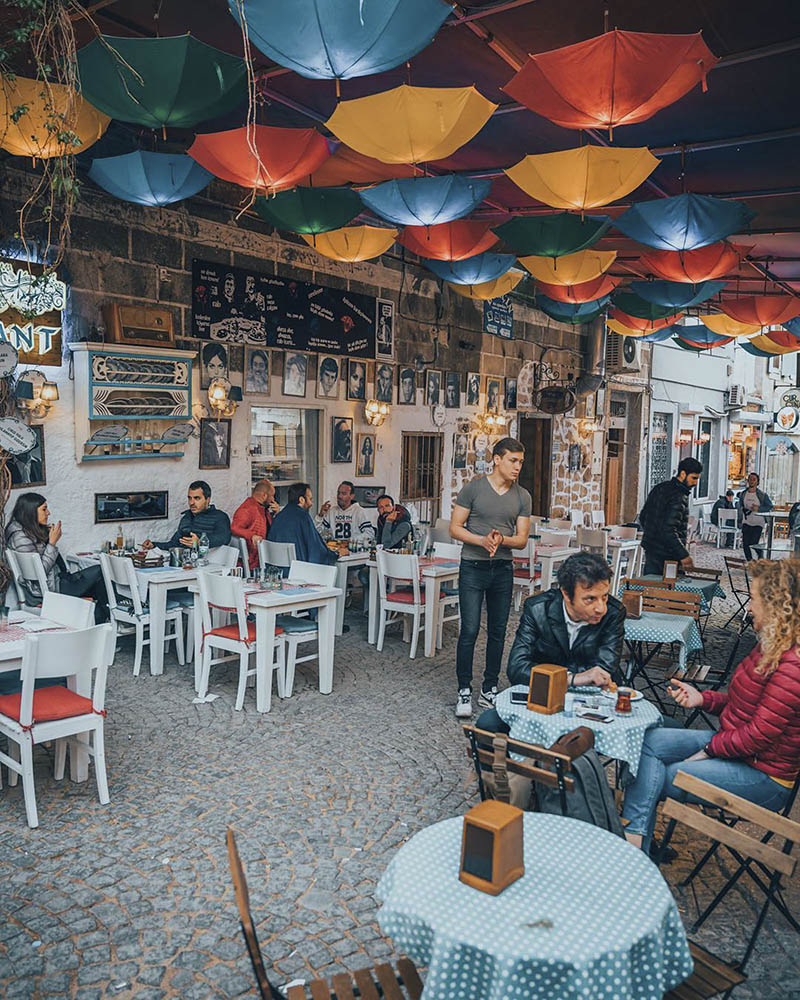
[622,559,800,853]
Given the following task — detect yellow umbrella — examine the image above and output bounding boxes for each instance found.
[505,145,658,211]
[699,314,761,338]
[301,225,398,262]
[749,333,799,355]
[520,249,616,286]
[326,84,497,164]
[0,76,109,158]
[607,318,651,337]
[448,270,525,300]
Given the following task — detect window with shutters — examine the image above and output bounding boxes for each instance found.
[401,432,443,524]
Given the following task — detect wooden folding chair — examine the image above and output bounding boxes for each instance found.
[723,556,752,630]
[226,829,424,1000]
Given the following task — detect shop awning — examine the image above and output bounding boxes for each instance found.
[729,411,773,426]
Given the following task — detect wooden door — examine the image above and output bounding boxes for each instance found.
[518,416,551,516]
[605,429,625,524]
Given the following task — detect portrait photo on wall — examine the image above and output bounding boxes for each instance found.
[453,432,468,470]
[244,347,270,395]
[354,485,385,508]
[466,371,481,406]
[357,433,376,477]
[200,341,229,390]
[199,418,231,470]
[282,352,308,398]
[486,377,501,412]
[9,424,45,488]
[505,377,518,410]
[398,366,416,405]
[375,362,393,404]
[425,369,441,406]
[332,416,353,463]
[375,298,395,360]
[316,355,340,400]
[347,359,367,401]
[445,372,461,408]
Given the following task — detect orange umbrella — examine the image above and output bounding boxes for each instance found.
[306,145,421,187]
[638,242,741,283]
[721,295,800,326]
[536,274,622,303]
[301,225,397,262]
[448,271,525,300]
[610,309,683,332]
[504,29,718,134]
[699,314,761,338]
[520,249,616,286]
[0,76,109,158]
[398,220,497,261]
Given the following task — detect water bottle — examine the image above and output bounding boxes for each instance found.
[198,532,210,563]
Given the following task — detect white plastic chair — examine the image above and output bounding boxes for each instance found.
[6,549,48,613]
[432,542,461,644]
[537,529,568,547]
[208,545,239,569]
[609,526,637,540]
[376,550,428,659]
[41,591,95,629]
[99,554,184,677]
[590,510,606,528]
[717,509,742,549]
[576,526,608,559]
[0,624,115,828]
[258,539,297,571]
[513,538,540,610]
[278,561,337,697]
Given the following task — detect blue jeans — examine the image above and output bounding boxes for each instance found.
[456,559,513,691]
[622,726,790,852]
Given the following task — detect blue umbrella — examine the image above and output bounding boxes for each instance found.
[88,151,214,206]
[627,279,726,310]
[535,294,610,324]
[359,176,491,227]
[424,252,517,285]
[229,0,452,80]
[613,292,681,321]
[639,326,677,343]
[614,194,755,251]
[783,317,800,339]
[672,323,733,347]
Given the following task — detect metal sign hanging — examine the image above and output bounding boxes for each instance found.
[0,342,19,378]
[0,416,38,454]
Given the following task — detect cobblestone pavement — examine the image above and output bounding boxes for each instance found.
[1,544,799,998]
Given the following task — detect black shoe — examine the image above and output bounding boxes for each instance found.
[342,624,350,634]
[649,841,677,863]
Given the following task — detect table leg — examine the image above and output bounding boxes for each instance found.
[334,562,347,636]
[540,555,552,591]
[254,606,278,713]
[766,518,775,559]
[424,576,437,658]
[368,566,378,645]
[317,598,335,694]
[193,592,203,692]
[149,583,167,676]
[69,673,90,783]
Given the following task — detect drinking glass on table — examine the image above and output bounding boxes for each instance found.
[231,566,243,580]
[125,535,135,553]
[0,605,8,630]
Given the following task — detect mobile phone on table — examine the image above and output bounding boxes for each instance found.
[510,690,528,704]
[577,711,613,723]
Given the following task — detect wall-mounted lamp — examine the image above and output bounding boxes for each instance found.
[208,377,242,418]
[365,399,390,427]
[475,409,508,434]
[16,369,59,418]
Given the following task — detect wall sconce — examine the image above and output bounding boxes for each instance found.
[208,377,242,418]
[475,409,508,434]
[16,369,59,418]
[365,399,390,427]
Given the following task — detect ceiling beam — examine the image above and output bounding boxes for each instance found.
[70,0,121,21]
[446,0,540,26]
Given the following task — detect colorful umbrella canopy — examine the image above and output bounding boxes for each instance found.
[0,77,109,158]
[301,225,397,262]
[738,339,777,358]
[640,326,680,343]
[783,317,800,339]
[359,175,491,227]
[188,126,330,192]
[613,292,683,321]
[535,294,610,324]
[747,333,800,355]
[535,273,621,303]
[326,85,497,164]
[398,220,497,260]
[78,35,247,130]
[753,329,800,349]
[504,146,658,211]
[305,145,421,186]
[721,295,800,326]
[88,151,213,206]
[674,336,715,352]
[254,186,362,234]
[673,324,733,348]
[520,249,616,286]
[627,279,726,310]
[492,213,611,257]
[611,308,683,332]
[503,30,718,133]
[607,319,678,341]
[613,194,755,251]
[448,271,525,300]
[230,0,451,80]
[638,242,741,283]
[699,313,761,338]
[423,253,516,285]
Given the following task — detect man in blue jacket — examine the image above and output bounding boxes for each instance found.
[269,482,338,566]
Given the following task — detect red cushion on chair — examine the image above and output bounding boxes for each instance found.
[207,622,283,643]
[0,686,94,724]
[387,590,445,604]
[514,570,532,579]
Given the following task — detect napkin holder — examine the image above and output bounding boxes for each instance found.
[459,800,524,895]
[131,552,164,568]
[527,663,568,714]
[622,590,643,619]
[663,560,679,582]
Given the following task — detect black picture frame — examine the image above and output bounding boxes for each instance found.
[505,377,518,410]
[353,485,385,507]
[445,372,461,408]
[244,347,270,395]
[374,362,393,404]
[94,491,169,524]
[425,369,441,406]
[199,418,232,469]
[398,366,416,405]
[346,359,367,401]
[332,416,353,463]
[356,433,376,477]
[200,341,229,390]
[9,424,46,489]
[466,372,481,406]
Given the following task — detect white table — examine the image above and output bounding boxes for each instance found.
[334,550,370,634]
[758,510,791,558]
[536,545,580,590]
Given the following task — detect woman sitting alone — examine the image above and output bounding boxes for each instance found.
[622,558,800,853]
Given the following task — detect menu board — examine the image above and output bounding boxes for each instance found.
[192,259,377,359]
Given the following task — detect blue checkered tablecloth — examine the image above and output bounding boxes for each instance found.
[620,575,725,612]
[625,611,703,670]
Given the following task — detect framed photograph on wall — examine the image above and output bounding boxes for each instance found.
[584,391,596,420]
[505,377,518,410]
[95,491,169,523]
[465,372,481,406]
[398,366,416,405]
[356,433,376,476]
[425,369,441,406]
[316,355,340,400]
[375,362,393,403]
[282,352,308,398]
[244,347,270,395]
[445,372,461,408]
[199,418,231,469]
[332,416,353,463]
[376,298,395,360]
[9,424,45,489]
[453,432,468,470]
[354,485,385,507]
[346,359,367,401]
[486,378,501,412]
[200,341,229,390]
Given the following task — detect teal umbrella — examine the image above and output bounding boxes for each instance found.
[612,292,681,321]
[535,293,610,324]
[255,187,363,235]
[493,213,611,257]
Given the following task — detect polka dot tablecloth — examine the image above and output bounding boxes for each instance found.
[495,687,662,776]
[621,575,726,612]
[376,813,693,1000]
[624,611,703,670]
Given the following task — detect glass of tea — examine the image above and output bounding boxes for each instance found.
[615,687,633,714]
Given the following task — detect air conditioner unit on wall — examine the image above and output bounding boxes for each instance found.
[725,385,746,408]
[606,332,641,373]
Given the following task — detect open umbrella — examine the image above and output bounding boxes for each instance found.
[188,126,330,192]
[505,146,658,212]
[746,333,800,355]
[448,270,525,300]
[613,194,755,251]
[721,295,800,326]
[423,253,516,285]
[503,29,718,133]
[0,77,109,158]
[783,317,800,339]
[520,249,616,286]
[640,326,680,343]
[254,186,362,235]
[88,151,213,206]
[229,0,451,80]
[535,294,610,324]
[673,324,733,348]
[326,85,496,164]
[752,329,800,349]
[613,292,683,321]
[359,175,491,226]
[674,336,716,352]
[738,339,777,358]
[493,213,611,257]
[301,225,397,262]
[535,274,621,303]
[638,242,741,282]
[699,313,761,338]
[77,35,247,131]
[304,145,421,186]
[607,319,676,340]
[627,279,726,310]
[398,220,497,260]
[611,308,683,332]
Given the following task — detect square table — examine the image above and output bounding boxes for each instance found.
[333,550,370,634]
[759,510,792,559]
[624,611,703,709]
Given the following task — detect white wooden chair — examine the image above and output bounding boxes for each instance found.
[716,509,741,549]
[610,540,640,596]
[5,549,48,613]
[537,529,567,547]
[609,526,637,540]
[576,526,608,559]
[513,537,540,610]
[570,510,585,529]
[208,544,240,569]
[235,536,251,571]
[278,561,337,697]
[41,591,95,629]
[99,554,184,677]
[590,510,606,528]
[258,539,297,572]
[376,550,430,659]
[0,624,115,828]
[432,541,461,645]
[430,517,453,545]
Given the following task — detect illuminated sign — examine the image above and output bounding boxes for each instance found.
[0,261,65,367]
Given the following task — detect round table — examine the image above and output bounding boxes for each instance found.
[376,813,693,1000]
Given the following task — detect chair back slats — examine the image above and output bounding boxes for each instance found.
[396,958,424,1000]
[259,539,297,570]
[7,548,49,603]
[537,530,567,547]
[330,973,358,999]
[724,555,751,596]
[466,744,576,792]
[377,550,421,605]
[41,591,95,628]
[686,567,722,583]
[576,526,608,558]
[208,544,240,568]
[641,587,701,621]
[352,969,382,1000]
[309,981,332,1000]
[547,518,572,530]
[100,553,144,616]
[288,561,336,587]
[463,725,575,794]
[197,570,249,641]
[688,943,747,991]
[374,963,406,1000]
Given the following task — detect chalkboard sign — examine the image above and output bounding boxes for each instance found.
[484,295,514,340]
[192,260,377,359]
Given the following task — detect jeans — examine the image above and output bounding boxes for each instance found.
[456,559,514,691]
[643,552,666,576]
[742,523,763,560]
[622,726,790,852]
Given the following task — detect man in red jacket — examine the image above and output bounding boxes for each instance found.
[232,479,280,570]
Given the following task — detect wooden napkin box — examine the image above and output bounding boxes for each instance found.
[459,800,524,895]
[622,590,643,619]
[527,663,568,714]
[131,552,164,568]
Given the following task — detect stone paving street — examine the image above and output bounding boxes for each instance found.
[1,544,800,998]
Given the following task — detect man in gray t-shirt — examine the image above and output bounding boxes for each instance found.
[450,438,531,718]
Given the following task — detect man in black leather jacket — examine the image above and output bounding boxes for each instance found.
[638,457,702,576]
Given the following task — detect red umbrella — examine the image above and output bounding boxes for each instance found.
[721,295,800,326]
[398,220,497,261]
[504,29,718,133]
[611,308,683,332]
[638,242,741,283]
[536,273,621,304]
[757,329,800,349]
[188,125,330,192]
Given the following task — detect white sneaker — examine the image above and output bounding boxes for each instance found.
[455,687,473,718]
[478,686,498,709]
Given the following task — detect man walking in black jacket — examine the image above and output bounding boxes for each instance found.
[638,457,702,576]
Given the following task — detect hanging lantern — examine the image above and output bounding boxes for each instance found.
[611,308,683,332]
[78,35,247,131]
[326,85,497,164]
[626,278,726,310]
[505,146,658,212]
[188,126,330,192]
[359,176,491,227]
[448,270,525,300]
[673,324,734,348]
[423,253,517,285]
[229,0,451,80]
[520,249,616,286]
[398,220,497,261]
[301,225,397,262]
[614,193,755,251]
[254,186,362,235]
[699,313,761,338]
[492,213,611,257]
[88,151,213,206]
[503,29,718,133]
[306,145,421,187]
[535,274,621,303]
[535,294,610,324]
[638,242,741,282]
[0,77,109,158]
[720,295,800,326]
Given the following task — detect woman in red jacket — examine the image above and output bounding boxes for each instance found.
[623,558,800,853]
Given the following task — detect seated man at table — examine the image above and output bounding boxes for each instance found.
[315,481,375,545]
[358,495,414,609]
[232,479,280,570]
[143,481,231,551]
[269,482,338,567]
